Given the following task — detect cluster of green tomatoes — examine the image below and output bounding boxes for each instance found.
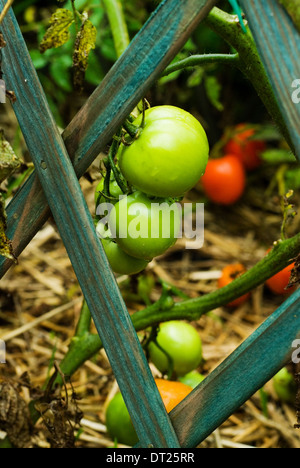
[95,105,209,276]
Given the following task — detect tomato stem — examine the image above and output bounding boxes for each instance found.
[204,7,294,154]
[75,299,92,338]
[123,119,140,139]
[54,231,300,383]
[162,53,240,77]
[103,158,112,198]
[106,130,128,194]
[101,0,130,58]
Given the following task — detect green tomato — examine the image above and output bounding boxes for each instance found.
[105,392,138,446]
[101,238,149,275]
[118,105,209,198]
[273,367,297,403]
[179,371,205,389]
[108,191,181,261]
[148,321,203,377]
[95,176,123,206]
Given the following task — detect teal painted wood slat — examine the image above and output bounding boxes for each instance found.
[0,2,181,448]
[169,288,300,447]
[239,0,300,159]
[0,0,217,278]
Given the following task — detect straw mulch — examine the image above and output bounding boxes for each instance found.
[0,104,300,448]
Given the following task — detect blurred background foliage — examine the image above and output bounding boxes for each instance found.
[13,0,269,145]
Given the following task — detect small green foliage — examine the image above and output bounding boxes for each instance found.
[0,131,21,260]
[0,193,15,260]
[279,0,300,32]
[261,149,297,165]
[39,8,75,53]
[73,14,97,92]
[273,367,297,403]
[0,130,21,184]
[285,167,300,190]
[187,67,205,88]
[204,75,224,111]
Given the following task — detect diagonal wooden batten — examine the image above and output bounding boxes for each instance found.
[0,1,184,448]
[239,0,300,160]
[0,0,217,279]
[169,288,300,447]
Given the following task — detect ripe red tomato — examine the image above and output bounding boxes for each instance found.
[224,124,266,171]
[265,262,296,295]
[218,263,250,307]
[201,155,246,205]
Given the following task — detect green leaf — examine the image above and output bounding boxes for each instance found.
[73,15,97,92]
[260,149,297,164]
[248,124,284,142]
[85,51,105,86]
[187,67,205,88]
[100,37,118,62]
[50,54,73,92]
[158,70,181,85]
[279,0,300,32]
[39,8,75,53]
[29,49,48,69]
[285,168,300,190]
[0,130,22,184]
[204,75,224,111]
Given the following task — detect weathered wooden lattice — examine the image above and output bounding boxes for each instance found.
[0,0,300,448]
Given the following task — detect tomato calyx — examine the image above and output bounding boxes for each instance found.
[121,100,149,145]
[122,120,142,143]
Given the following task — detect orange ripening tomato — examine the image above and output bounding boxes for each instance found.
[105,380,193,446]
[218,263,251,307]
[265,262,296,295]
[201,155,246,205]
[224,124,266,171]
[155,379,193,413]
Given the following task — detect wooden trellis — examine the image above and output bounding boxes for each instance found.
[0,0,299,448]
